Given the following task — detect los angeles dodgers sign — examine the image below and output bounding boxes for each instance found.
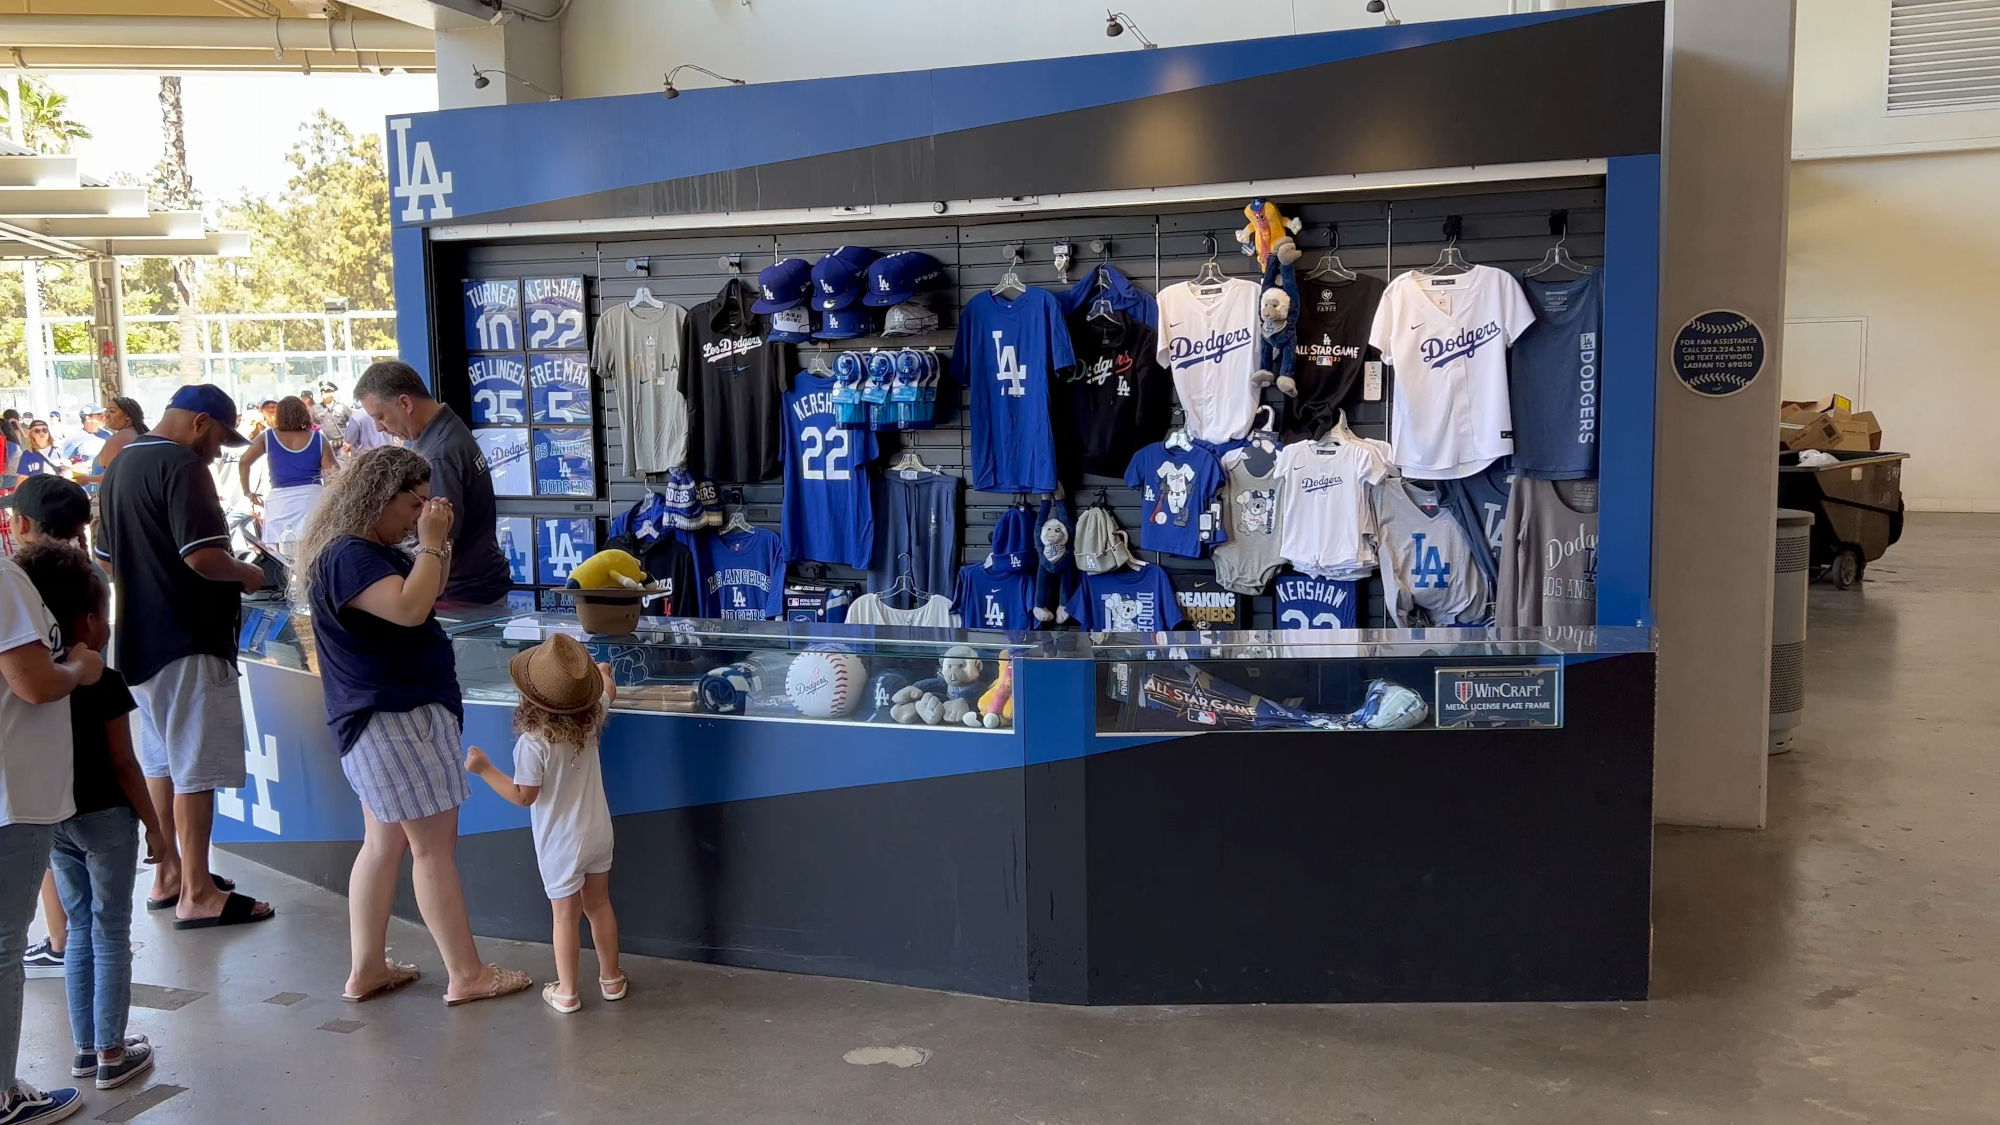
[1433,667,1562,729]
[1672,309,1765,398]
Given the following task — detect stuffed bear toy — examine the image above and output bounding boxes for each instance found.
[963,658,1016,729]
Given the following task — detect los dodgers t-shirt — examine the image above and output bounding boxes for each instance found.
[1124,441,1228,558]
[953,288,1076,493]
[1156,278,1261,444]
[1509,272,1602,480]
[1064,566,1185,632]
[695,527,786,619]
[1370,266,1535,479]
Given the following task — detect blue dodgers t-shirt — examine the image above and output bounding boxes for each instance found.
[952,563,1035,630]
[695,527,786,620]
[1273,573,1362,630]
[1509,273,1602,480]
[1064,565,1185,632]
[952,288,1076,493]
[781,371,879,567]
[309,536,462,754]
[1124,441,1228,558]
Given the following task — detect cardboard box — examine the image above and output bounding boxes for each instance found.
[1778,402,1884,452]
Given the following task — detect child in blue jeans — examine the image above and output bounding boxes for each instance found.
[16,542,169,1092]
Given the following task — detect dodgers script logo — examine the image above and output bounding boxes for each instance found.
[1167,324,1255,370]
[702,336,765,364]
[1298,474,1345,494]
[1420,320,1503,368]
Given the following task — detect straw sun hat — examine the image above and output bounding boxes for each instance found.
[508,633,600,714]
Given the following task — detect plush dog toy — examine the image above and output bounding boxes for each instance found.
[963,659,1016,729]
[1239,198,1301,393]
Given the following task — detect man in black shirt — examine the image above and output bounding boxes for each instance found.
[96,383,274,928]
[353,360,511,606]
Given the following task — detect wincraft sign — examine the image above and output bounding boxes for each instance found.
[1433,667,1562,729]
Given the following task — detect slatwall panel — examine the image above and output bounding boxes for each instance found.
[447,182,1605,626]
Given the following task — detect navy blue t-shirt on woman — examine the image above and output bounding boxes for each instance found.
[310,535,462,754]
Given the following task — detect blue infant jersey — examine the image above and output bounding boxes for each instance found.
[1064,565,1185,632]
[953,288,1075,493]
[1273,573,1362,630]
[781,371,879,566]
[1124,441,1228,558]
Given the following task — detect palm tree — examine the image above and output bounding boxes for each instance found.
[157,76,202,382]
[0,77,92,154]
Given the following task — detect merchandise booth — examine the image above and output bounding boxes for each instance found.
[220,4,1666,1004]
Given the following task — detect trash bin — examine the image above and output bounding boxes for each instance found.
[1770,507,1814,754]
[1776,450,1909,587]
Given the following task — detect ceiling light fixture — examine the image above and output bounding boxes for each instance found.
[663,63,748,99]
[1366,1,1402,26]
[1104,11,1159,48]
[470,65,560,100]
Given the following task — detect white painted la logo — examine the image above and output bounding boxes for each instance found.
[388,117,454,222]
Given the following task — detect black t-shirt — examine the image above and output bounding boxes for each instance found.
[1174,577,1245,629]
[602,531,699,617]
[71,667,137,817]
[683,279,791,483]
[96,436,242,686]
[409,405,511,605]
[1289,273,1386,439]
[309,536,463,754]
[1059,311,1171,480]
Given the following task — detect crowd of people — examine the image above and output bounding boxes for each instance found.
[0,363,621,1124]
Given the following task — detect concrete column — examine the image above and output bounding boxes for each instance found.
[89,257,126,402]
[1652,0,1798,828]
[435,8,561,109]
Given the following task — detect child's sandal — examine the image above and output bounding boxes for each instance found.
[543,983,581,1014]
[600,974,628,1002]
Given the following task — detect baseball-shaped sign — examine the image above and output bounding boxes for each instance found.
[785,650,867,719]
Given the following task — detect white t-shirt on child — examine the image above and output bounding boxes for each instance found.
[513,702,613,899]
[0,556,73,828]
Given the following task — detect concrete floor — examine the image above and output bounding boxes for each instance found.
[17,514,1999,1124]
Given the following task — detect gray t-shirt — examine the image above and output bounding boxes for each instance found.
[1211,452,1284,595]
[1496,477,1599,628]
[593,303,688,476]
[1370,476,1489,627]
[410,404,511,605]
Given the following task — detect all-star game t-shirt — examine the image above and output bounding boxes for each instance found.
[1060,310,1170,479]
[684,278,790,483]
[953,288,1075,493]
[1289,272,1386,438]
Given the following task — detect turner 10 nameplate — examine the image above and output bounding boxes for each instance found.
[1433,667,1562,729]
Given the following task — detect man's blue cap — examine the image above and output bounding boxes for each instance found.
[166,384,249,446]
[862,251,949,307]
[766,306,813,343]
[813,306,876,340]
[751,258,813,314]
[810,246,882,312]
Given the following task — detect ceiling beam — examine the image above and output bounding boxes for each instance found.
[0,46,435,71]
[30,212,207,240]
[0,14,433,50]
[0,156,79,189]
[0,186,149,219]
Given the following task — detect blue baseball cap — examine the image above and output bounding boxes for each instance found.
[862,251,949,307]
[165,383,249,446]
[863,670,912,722]
[813,306,877,340]
[767,305,813,343]
[809,246,882,312]
[751,257,812,313]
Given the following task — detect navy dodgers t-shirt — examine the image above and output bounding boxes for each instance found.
[310,536,462,754]
[1509,273,1602,480]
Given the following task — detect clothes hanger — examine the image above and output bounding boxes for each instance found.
[720,488,754,535]
[1191,234,1228,294]
[888,448,931,473]
[881,550,929,610]
[1418,216,1472,276]
[1163,427,1193,452]
[629,286,664,309]
[1303,224,1359,283]
[1524,209,1595,279]
[992,246,1028,299]
[1087,296,1119,324]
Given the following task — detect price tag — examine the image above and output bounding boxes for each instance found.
[1363,361,1383,402]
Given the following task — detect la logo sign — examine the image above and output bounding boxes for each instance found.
[388,117,454,222]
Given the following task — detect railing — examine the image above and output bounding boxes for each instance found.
[2,310,398,420]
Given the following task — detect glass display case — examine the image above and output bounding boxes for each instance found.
[444,612,1036,732]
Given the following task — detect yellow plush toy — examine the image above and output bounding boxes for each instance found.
[567,547,647,591]
[964,658,1015,730]
[1235,198,1303,269]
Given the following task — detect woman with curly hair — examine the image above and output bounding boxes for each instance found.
[291,445,530,1007]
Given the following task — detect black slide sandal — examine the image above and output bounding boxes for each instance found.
[172,891,275,930]
[146,874,238,911]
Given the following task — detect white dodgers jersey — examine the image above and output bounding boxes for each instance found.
[1274,438,1390,578]
[1156,278,1262,443]
[1369,265,1534,480]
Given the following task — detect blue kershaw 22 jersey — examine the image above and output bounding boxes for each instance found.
[953,288,1075,493]
[781,372,879,566]
[1273,573,1361,630]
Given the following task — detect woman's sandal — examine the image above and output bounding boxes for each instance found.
[443,965,533,1007]
[342,960,421,1003]
[543,983,581,1014]
[600,974,628,1002]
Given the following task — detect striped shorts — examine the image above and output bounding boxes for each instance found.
[340,704,471,824]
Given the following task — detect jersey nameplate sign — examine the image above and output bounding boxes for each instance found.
[1672,309,1765,397]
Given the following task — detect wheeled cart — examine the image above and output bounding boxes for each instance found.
[1777,451,1909,588]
